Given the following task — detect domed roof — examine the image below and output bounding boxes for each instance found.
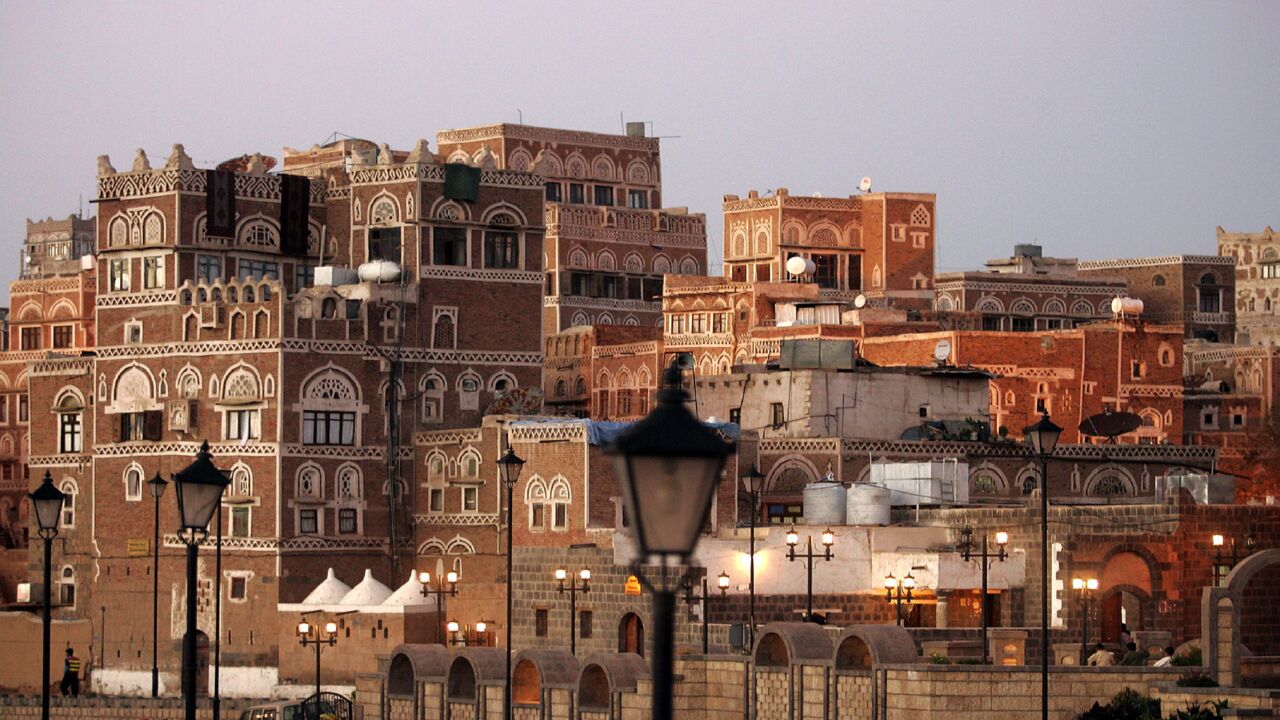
[383,571,432,607]
[302,568,351,605]
[340,569,393,606]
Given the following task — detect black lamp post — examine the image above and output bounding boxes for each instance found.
[741,465,764,647]
[1072,577,1098,664]
[1211,533,1255,586]
[296,620,337,697]
[173,441,230,720]
[785,527,834,621]
[147,472,168,697]
[883,572,916,626]
[958,527,1008,663]
[496,447,524,720]
[554,567,591,654]
[29,471,66,720]
[683,571,730,654]
[1024,412,1061,720]
[418,570,459,644]
[607,360,733,720]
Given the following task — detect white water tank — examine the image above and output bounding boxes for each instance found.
[802,482,847,525]
[358,260,402,284]
[846,484,891,526]
[1111,297,1144,315]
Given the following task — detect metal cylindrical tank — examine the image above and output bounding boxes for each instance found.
[846,483,891,526]
[802,482,847,526]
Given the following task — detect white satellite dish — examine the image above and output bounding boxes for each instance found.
[853,294,867,309]
[859,176,873,193]
[804,258,817,275]
[933,339,952,363]
[785,256,808,276]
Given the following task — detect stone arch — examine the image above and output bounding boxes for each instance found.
[936,294,955,312]
[625,159,650,185]
[968,463,1009,497]
[387,644,451,696]
[481,201,528,227]
[430,197,471,222]
[651,254,672,275]
[753,622,832,668]
[766,455,821,494]
[590,154,616,181]
[507,148,533,172]
[1072,299,1095,315]
[1010,297,1036,315]
[596,250,616,271]
[511,649,577,707]
[679,255,700,274]
[235,214,280,249]
[111,363,158,412]
[833,625,917,669]
[1204,548,1280,686]
[577,653,647,712]
[975,296,1004,313]
[447,648,505,703]
[1043,298,1067,315]
[1084,464,1137,498]
[567,246,589,268]
[623,252,644,274]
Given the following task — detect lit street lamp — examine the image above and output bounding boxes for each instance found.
[1211,533,1254,586]
[608,360,733,720]
[29,471,66,720]
[1024,412,1062,720]
[741,465,765,647]
[884,573,916,625]
[1072,577,1099,664]
[682,571,730,654]
[958,527,1008,663]
[786,527,834,622]
[496,446,524,720]
[296,620,338,697]
[147,472,168,698]
[418,570,459,644]
[173,441,230,720]
[555,567,591,654]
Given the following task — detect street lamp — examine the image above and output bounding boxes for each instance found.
[1024,412,1061,720]
[682,571,730,654]
[1072,577,1099,664]
[495,447,524,720]
[147,472,168,697]
[740,465,765,649]
[1211,533,1255,586]
[418,570,459,644]
[884,573,916,625]
[785,527,834,622]
[29,471,66,720]
[958,527,1008,663]
[555,567,591,654]
[173,441,230,720]
[297,620,338,697]
[607,360,733,720]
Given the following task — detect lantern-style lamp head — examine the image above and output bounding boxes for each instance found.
[995,531,1009,546]
[418,571,431,585]
[821,529,835,548]
[717,571,731,593]
[496,448,525,489]
[1023,412,1063,457]
[607,361,734,560]
[147,472,169,500]
[445,570,459,584]
[1086,578,1099,591]
[579,568,592,582]
[297,621,311,636]
[29,471,67,538]
[902,573,916,590]
[324,621,337,634]
[741,464,766,495]
[173,441,229,535]
[1212,534,1225,548]
[554,568,567,582]
[446,620,459,634]
[883,573,896,589]
[1072,578,1084,590]
[785,527,799,547]
[475,621,487,634]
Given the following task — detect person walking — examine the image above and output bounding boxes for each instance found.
[59,647,82,697]
[1086,643,1116,667]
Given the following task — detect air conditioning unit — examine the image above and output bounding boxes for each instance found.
[199,303,223,329]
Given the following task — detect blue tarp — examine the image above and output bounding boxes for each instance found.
[509,417,740,447]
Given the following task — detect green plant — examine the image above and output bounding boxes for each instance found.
[1171,647,1203,667]
[1076,688,1162,720]
[1165,700,1228,720]
[929,652,951,664]
[1175,671,1218,687]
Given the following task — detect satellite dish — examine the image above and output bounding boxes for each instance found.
[933,339,952,363]
[785,256,808,276]
[1078,411,1143,439]
[853,294,867,308]
[804,258,817,275]
[859,176,873,193]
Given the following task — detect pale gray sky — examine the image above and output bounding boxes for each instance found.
[2,1,1277,299]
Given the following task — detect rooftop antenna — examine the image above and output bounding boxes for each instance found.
[517,109,523,125]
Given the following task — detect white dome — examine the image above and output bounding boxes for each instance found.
[301,568,352,605]
[340,569,393,606]
[383,571,432,607]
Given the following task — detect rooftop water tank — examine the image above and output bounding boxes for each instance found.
[846,483,891,526]
[803,482,847,526]
[358,260,402,284]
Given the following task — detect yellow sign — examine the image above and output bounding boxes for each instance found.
[624,575,642,596]
[127,539,150,557]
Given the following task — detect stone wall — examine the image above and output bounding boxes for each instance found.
[0,695,258,719]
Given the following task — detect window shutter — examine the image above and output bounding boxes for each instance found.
[144,410,163,441]
[118,414,128,443]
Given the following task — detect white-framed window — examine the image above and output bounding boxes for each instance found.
[227,572,251,602]
[57,392,83,454]
[143,255,165,289]
[338,508,358,534]
[60,480,77,529]
[109,258,130,291]
[229,506,251,537]
[891,225,906,242]
[299,508,319,535]
[297,465,322,499]
[224,409,260,441]
[124,467,143,502]
[429,488,444,512]
[462,486,478,512]
[124,321,143,345]
[59,566,76,606]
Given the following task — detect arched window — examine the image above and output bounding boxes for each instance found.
[574,377,587,396]
[433,312,456,349]
[60,480,77,529]
[297,465,322,499]
[222,367,261,403]
[422,373,445,424]
[555,379,567,398]
[124,466,144,502]
[1152,274,1166,286]
[321,297,337,319]
[56,390,84,454]
[231,466,252,497]
[59,566,76,606]
[300,368,360,446]
[336,464,361,500]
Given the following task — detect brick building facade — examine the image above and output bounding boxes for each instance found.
[1217,225,1279,346]
[1077,254,1237,343]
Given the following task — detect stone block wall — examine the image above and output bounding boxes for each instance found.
[834,671,872,720]
[0,695,257,719]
